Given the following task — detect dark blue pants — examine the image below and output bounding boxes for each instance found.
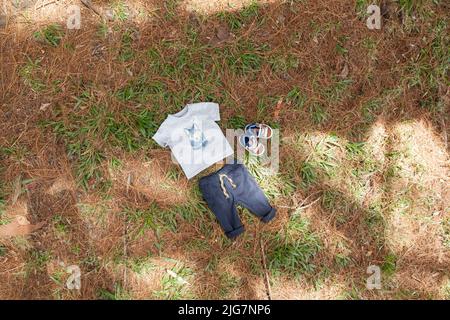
[199,164,276,239]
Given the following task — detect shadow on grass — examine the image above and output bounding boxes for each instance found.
[0,0,448,299]
[276,120,449,299]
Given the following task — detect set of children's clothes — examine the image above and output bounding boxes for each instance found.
[153,102,276,238]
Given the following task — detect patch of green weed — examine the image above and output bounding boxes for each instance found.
[216,1,261,30]
[163,0,180,20]
[43,106,157,189]
[309,102,328,124]
[112,1,129,22]
[98,283,131,300]
[19,57,46,92]
[267,216,322,277]
[269,52,299,74]
[118,28,137,62]
[286,86,307,109]
[0,245,7,256]
[34,24,64,47]
[227,115,246,129]
[153,263,194,299]
[382,253,397,277]
[218,272,241,298]
[28,250,52,272]
[321,78,353,104]
[52,215,69,238]
[222,40,267,75]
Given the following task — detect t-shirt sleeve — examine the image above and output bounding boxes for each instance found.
[152,122,170,147]
[190,102,220,121]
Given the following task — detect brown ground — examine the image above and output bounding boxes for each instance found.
[0,0,449,299]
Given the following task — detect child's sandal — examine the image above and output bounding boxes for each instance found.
[238,134,265,156]
[244,123,273,139]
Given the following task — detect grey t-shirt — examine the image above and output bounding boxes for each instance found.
[152,102,234,179]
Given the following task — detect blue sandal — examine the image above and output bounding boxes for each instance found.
[244,123,273,139]
[238,134,265,156]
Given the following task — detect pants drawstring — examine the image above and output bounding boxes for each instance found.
[219,174,236,199]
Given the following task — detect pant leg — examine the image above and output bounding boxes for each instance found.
[230,164,276,223]
[199,173,245,239]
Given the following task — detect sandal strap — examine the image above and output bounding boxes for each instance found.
[259,126,268,138]
[246,136,257,149]
[247,123,271,138]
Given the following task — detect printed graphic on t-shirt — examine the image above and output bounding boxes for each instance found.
[184,120,208,150]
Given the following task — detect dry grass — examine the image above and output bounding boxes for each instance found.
[109,151,190,207]
[0,0,449,300]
